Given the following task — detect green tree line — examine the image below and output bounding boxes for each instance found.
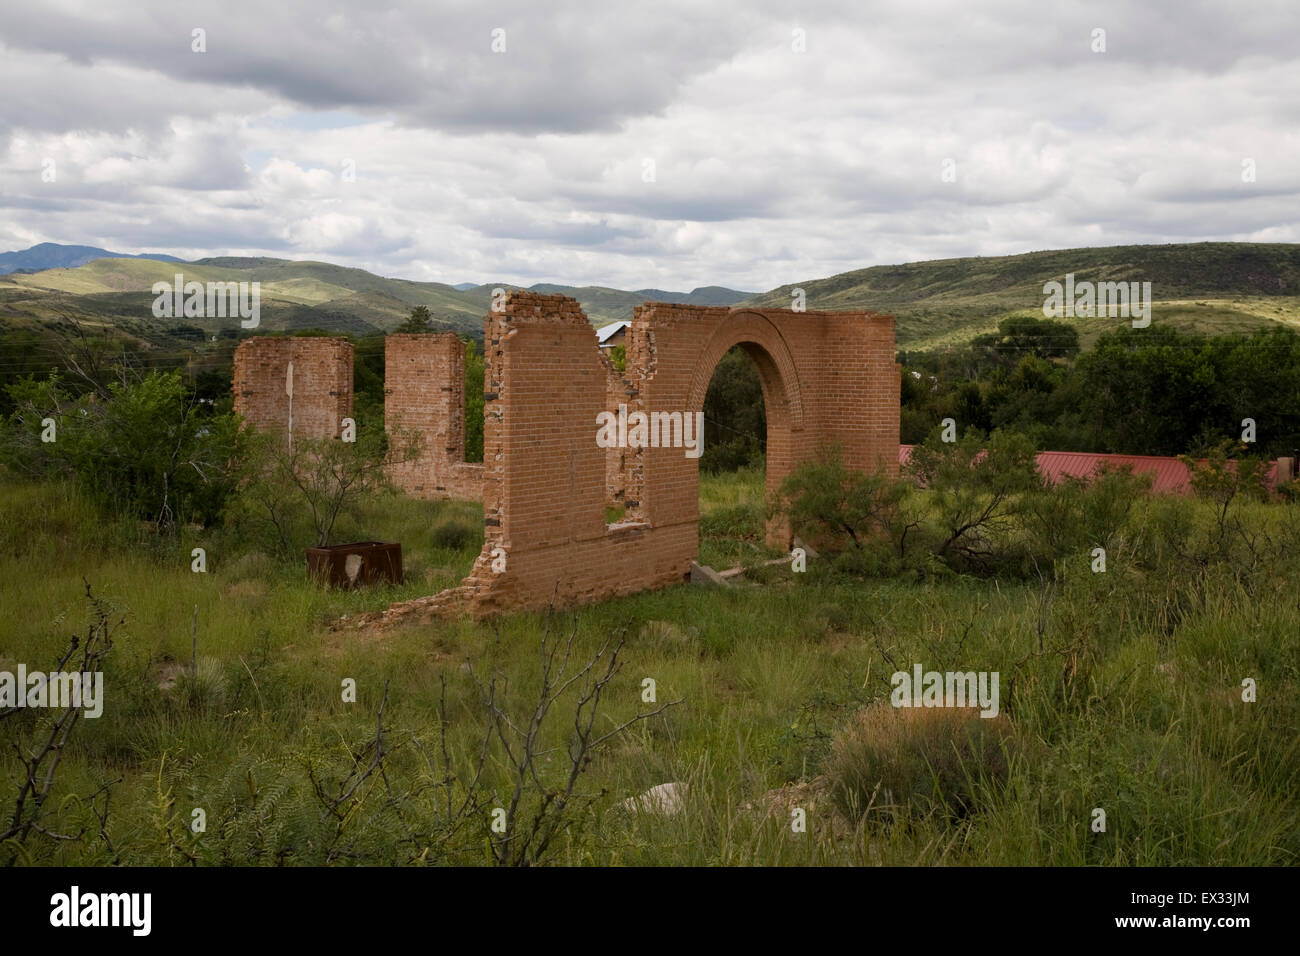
[900,318,1300,458]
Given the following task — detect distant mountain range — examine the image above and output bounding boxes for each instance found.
[0,242,182,275]
[0,244,756,345]
[1,241,1298,355]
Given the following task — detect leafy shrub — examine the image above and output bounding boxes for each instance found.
[1278,478,1300,503]
[906,427,1040,572]
[831,543,904,578]
[826,701,1018,823]
[1,370,247,530]
[607,343,626,373]
[776,446,919,567]
[431,519,478,551]
[1022,466,1150,567]
[230,425,403,552]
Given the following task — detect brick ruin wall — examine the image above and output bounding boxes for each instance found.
[233,299,900,619]
[229,328,768,513]
[384,333,484,500]
[232,337,353,441]
[378,292,900,620]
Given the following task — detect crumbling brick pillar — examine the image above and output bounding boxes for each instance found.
[384,333,484,500]
[232,336,353,441]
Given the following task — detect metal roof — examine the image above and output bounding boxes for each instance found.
[898,445,1281,495]
[595,321,629,345]
[1036,451,1192,493]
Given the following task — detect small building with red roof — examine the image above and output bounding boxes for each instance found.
[898,445,1294,495]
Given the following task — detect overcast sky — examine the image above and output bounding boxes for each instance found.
[2,0,1297,291]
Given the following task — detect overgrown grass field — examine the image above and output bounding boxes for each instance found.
[1,468,1296,866]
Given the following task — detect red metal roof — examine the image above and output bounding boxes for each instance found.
[1037,451,1192,493]
[898,445,1282,495]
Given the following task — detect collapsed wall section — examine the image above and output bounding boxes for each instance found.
[604,350,637,507]
[384,333,484,500]
[376,292,899,620]
[448,293,693,613]
[232,336,353,441]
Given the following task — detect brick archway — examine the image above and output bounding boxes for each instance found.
[683,311,804,548]
[377,292,899,619]
[685,310,804,431]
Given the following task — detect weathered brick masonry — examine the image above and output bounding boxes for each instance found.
[236,298,900,621]
[384,333,484,499]
[377,292,899,620]
[232,336,353,441]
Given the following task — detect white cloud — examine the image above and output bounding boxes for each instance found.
[0,0,1297,290]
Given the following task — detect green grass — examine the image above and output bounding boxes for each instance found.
[697,464,781,569]
[0,473,1296,866]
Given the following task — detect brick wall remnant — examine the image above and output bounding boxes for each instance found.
[384,333,484,500]
[373,292,899,622]
[232,336,353,442]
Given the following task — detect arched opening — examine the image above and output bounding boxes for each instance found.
[698,344,772,569]
[682,321,800,568]
[701,345,767,475]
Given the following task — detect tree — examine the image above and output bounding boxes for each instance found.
[395,305,434,334]
[907,427,1040,568]
[971,314,1080,368]
[464,338,485,462]
[1180,439,1270,552]
[701,345,766,473]
[237,425,414,549]
[776,446,920,559]
[607,343,626,373]
[1,369,247,531]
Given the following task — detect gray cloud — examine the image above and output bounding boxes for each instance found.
[0,0,1297,290]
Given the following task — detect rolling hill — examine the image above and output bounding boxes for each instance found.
[0,251,756,348]
[3,241,1299,358]
[739,242,1300,349]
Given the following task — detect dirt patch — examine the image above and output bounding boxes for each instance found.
[149,658,188,692]
[319,619,460,665]
[223,579,268,601]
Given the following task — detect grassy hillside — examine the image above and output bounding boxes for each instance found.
[741,242,1300,348]
[0,257,753,345]
[4,242,1299,356]
[460,283,753,324]
[0,257,483,337]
